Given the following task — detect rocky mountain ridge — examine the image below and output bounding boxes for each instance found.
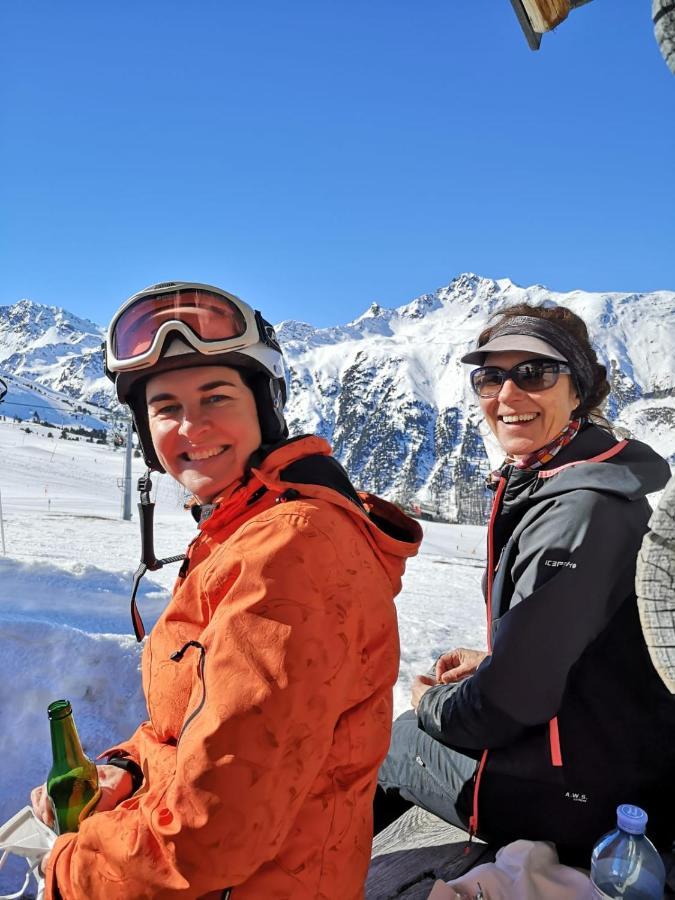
[1,274,673,522]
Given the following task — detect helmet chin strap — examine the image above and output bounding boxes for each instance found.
[129,470,186,642]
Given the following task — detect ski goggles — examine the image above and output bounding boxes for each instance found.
[106,284,266,372]
[470,358,573,398]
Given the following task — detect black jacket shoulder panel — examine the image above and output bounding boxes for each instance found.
[280,453,366,510]
[531,425,670,502]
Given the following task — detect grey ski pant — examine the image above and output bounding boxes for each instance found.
[377,710,477,831]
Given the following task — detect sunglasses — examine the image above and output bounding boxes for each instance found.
[470,358,573,398]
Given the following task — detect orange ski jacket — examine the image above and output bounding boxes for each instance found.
[45,436,422,899]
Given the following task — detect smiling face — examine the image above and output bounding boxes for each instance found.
[478,350,579,458]
[146,365,262,503]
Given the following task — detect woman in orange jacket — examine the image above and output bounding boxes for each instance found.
[31,282,421,899]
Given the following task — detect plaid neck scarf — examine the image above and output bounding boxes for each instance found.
[488,417,584,484]
[514,417,584,470]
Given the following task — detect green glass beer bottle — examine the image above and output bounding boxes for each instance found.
[46,699,100,834]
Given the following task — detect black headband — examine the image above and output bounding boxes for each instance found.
[482,316,595,403]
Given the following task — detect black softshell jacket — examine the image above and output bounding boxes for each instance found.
[417,424,674,856]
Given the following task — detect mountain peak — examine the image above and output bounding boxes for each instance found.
[3,298,103,338]
[5,297,49,318]
[353,301,388,321]
[448,272,487,292]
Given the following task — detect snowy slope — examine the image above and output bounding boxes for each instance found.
[0,421,486,892]
[2,275,673,524]
[0,371,111,432]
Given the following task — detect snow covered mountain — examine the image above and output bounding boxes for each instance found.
[1,275,673,522]
[0,300,111,430]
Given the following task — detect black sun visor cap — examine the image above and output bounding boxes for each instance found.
[461,334,568,366]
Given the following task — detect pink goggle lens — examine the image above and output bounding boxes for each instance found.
[113,290,248,360]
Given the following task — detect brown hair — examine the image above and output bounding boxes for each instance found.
[478,303,612,426]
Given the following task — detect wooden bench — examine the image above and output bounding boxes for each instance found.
[366,806,495,900]
[366,807,675,898]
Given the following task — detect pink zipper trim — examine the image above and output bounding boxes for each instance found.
[469,749,489,840]
[468,475,508,844]
[537,440,628,478]
[549,716,563,767]
[486,476,507,651]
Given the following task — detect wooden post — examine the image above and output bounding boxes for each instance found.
[637,475,675,693]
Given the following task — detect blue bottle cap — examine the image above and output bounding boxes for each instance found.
[617,804,648,834]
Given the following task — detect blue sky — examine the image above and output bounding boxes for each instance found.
[2,1,674,328]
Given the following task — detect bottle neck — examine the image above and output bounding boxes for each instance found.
[50,713,85,766]
[618,828,646,841]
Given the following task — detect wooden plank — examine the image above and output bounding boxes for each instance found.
[520,0,571,33]
[509,0,542,50]
[366,806,494,900]
[637,474,675,692]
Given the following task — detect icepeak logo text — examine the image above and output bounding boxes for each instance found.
[544,560,577,569]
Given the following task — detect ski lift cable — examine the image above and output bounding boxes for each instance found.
[0,399,111,413]
[0,375,116,417]
[0,399,127,430]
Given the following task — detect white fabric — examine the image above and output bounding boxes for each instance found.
[428,840,594,900]
[0,806,56,900]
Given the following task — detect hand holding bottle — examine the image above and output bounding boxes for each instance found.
[31,764,133,828]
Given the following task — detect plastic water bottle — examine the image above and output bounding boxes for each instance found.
[590,804,666,898]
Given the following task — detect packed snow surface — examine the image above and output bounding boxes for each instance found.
[0,420,486,891]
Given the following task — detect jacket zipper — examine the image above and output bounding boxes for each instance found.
[170,640,207,744]
[485,470,508,641]
[467,749,489,850]
[467,472,507,847]
[170,642,233,897]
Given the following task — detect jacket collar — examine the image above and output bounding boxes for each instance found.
[190,435,333,529]
[500,423,670,507]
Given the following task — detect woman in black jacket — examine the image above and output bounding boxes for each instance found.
[375,303,674,863]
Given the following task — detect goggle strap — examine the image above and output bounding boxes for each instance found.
[254,310,282,352]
